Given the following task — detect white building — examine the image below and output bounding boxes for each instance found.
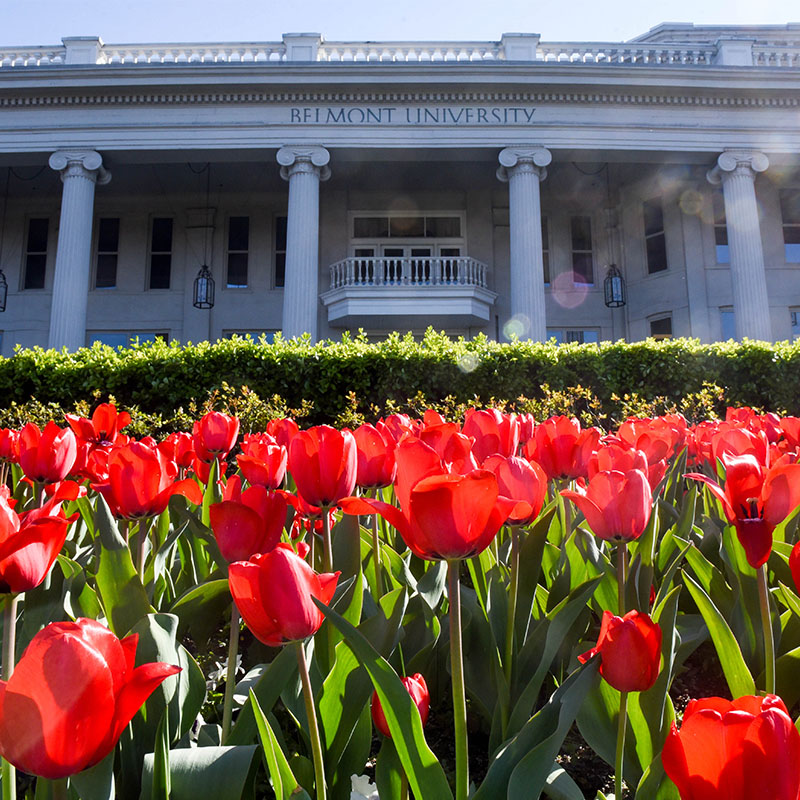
[0,23,798,353]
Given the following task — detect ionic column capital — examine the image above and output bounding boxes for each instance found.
[277,145,331,182]
[496,146,552,183]
[49,149,111,184]
[706,150,769,185]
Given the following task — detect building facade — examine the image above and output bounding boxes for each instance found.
[0,23,798,353]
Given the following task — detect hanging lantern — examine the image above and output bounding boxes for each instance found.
[603,264,626,308]
[0,269,7,312]
[193,265,215,309]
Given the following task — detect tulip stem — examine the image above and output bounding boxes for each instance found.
[222,604,240,743]
[322,508,333,574]
[2,594,18,800]
[448,560,469,800]
[504,526,520,684]
[758,563,776,695]
[615,690,628,800]
[617,543,628,616]
[370,490,384,596]
[296,641,327,800]
[50,779,68,800]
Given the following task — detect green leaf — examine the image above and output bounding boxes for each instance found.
[473,659,599,799]
[543,765,585,800]
[94,495,153,636]
[170,579,231,648]
[70,751,115,800]
[250,689,312,800]
[151,709,171,800]
[140,746,259,800]
[375,738,404,800]
[683,570,755,697]
[314,597,453,800]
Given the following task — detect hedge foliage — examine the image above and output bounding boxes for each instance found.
[2,330,799,429]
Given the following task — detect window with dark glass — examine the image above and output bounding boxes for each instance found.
[570,215,593,284]
[352,214,461,239]
[644,199,668,274]
[95,218,119,289]
[149,217,173,289]
[226,216,249,288]
[713,192,729,264]
[791,309,800,342]
[780,189,800,264]
[274,216,287,288]
[649,316,672,339]
[23,218,49,289]
[542,216,550,284]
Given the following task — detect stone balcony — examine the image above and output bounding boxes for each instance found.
[320,256,497,329]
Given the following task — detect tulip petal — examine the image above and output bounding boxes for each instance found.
[229,560,284,646]
[740,707,800,800]
[0,517,70,594]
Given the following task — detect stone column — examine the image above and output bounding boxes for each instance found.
[707,150,771,341]
[277,145,330,340]
[497,146,552,342]
[48,150,110,350]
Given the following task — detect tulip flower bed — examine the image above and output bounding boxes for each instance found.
[1,403,800,800]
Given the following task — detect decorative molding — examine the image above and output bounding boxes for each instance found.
[48,149,111,184]
[277,145,331,181]
[497,146,552,182]
[706,149,769,184]
[2,88,800,110]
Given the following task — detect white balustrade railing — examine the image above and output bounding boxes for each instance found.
[535,43,717,64]
[2,38,799,69]
[317,42,502,62]
[329,256,489,289]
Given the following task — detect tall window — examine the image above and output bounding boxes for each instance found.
[720,307,735,340]
[546,329,599,344]
[791,308,800,342]
[780,189,800,264]
[23,218,48,289]
[541,216,550,284]
[274,216,287,288]
[149,217,173,289]
[713,192,730,264]
[226,216,249,288]
[649,316,673,340]
[95,218,119,289]
[570,216,593,284]
[643,199,668,274]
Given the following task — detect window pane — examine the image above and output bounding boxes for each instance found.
[24,254,46,289]
[713,192,726,225]
[716,244,730,264]
[542,252,550,284]
[546,329,563,343]
[425,217,461,237]
[95,254,117,288]
[650,317,672,337]
[149,254,171,289]
[275,215,288,249]
[646,233,668,274]
[792,310,800,341]
[721,309,735,340]
[353,217,389,238]
[274,253,286,288]
[390,216,425,237]
[98,218,119,253]
[780,190,800,224]
[571,216,592,251]
[786,243,800,264]
[572,252,593,284]
[643,200,664,236]
[151,218,173,253]
[227,252,248,288]
[26,218,49,253]
[785,227,800,244]
[228,217,249,250]
[714,225,728,246]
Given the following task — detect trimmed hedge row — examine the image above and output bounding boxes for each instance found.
[2,331,799,426]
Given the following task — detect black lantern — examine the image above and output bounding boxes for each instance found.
[193,265,215,309]
[0,270,7,312]
[603,264,626,308]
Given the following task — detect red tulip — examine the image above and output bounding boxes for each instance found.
[578,610,661,692]
[482,454,546,527]
[381,413,421,443]
[288,425,357,508]
[0,618,180,779]
[158,432,196,470]
[662,694,800,800]
[65,403,131,448]
[790,541,800,596]
[686,454,800,568]
[0,429,19,463]
[237,433,288,490]
[93,441,203,519]
[462,408,520,463]
[353,422,396,490]
[371,673,430,737]
[209,476,288,563]
[0,490,74,594]
[228,543,339,646]
[266,417,300,449]
[523,416,600,481]
[561,469,653,542]
[18,422,77,484]
[418,423,479,475]
[193,411,240,461]
[341,438,516,561]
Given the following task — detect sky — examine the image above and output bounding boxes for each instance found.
[0,0,797,47]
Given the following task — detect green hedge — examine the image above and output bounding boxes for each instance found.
[2,331,799,428]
